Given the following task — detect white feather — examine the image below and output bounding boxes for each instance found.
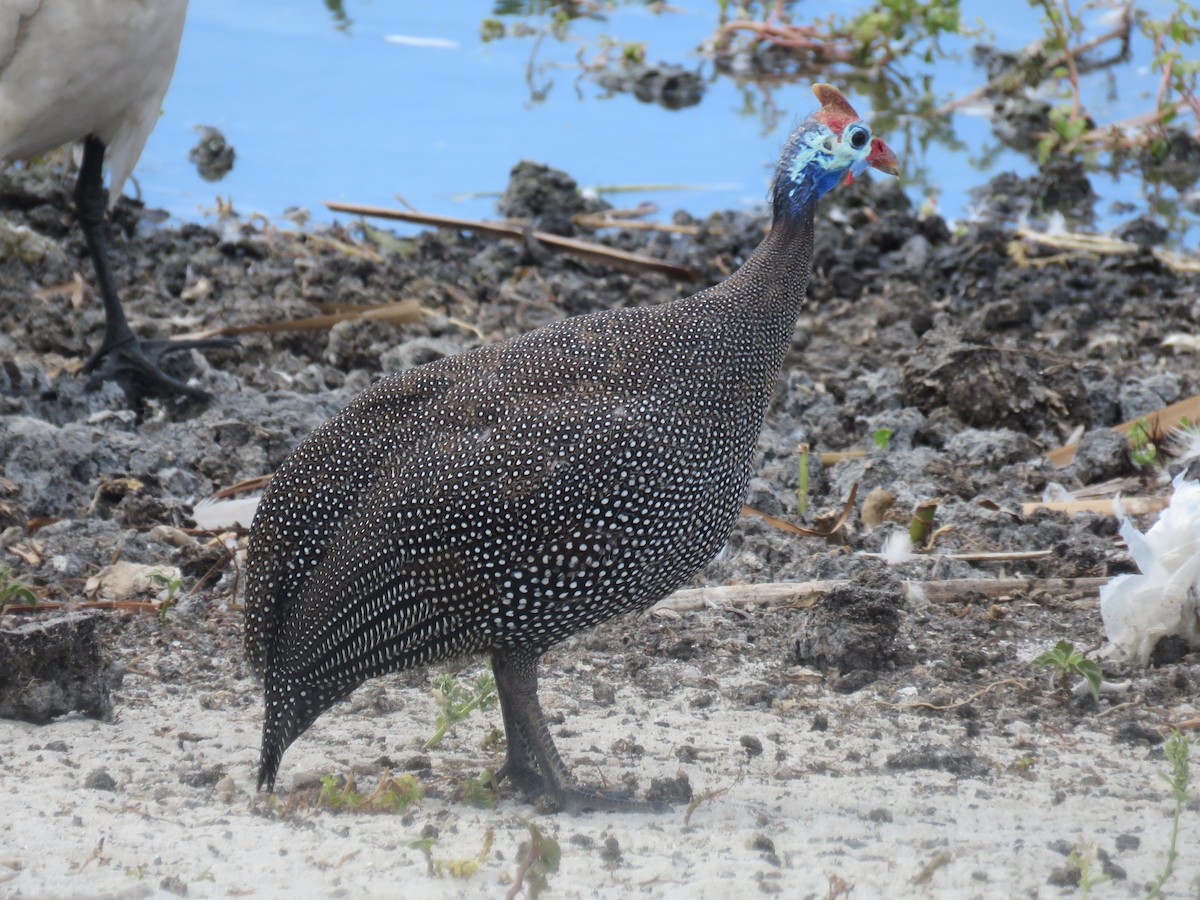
[881,530,914,566]
[1168,425,1200,462]
[192,495,261,531]
[0,0,189,204]
[1100,473,1200,663]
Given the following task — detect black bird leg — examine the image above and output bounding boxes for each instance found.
[492,662,546,797]
[491,645,666,813]
[73,135,231,401]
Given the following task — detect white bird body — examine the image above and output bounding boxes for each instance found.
[0,0,220,403]
[1101,473,1200,664]
[0,0,189,204]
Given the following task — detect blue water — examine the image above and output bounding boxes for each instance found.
[133,1,1190,241]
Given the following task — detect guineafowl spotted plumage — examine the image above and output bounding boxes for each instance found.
[244,83,899,811]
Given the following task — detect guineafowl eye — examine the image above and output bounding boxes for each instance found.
[850,128,869,149]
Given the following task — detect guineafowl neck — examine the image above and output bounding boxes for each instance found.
[705,207,815,352]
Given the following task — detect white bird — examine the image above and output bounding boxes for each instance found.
[0,0,225,401]
[1101,473,1200,664]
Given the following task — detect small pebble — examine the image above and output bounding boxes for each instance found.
[740,735,764,757]
[83,769,116,791]
[1114,834,1140,852]
[290,770,323,792]
[592,683,616,707]
[600,836,622,867]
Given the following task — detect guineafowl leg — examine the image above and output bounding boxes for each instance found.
[73,135,231,402]
[491,645,665,813]
[492,669,545,796]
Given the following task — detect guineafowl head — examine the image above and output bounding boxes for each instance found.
[773,83,900,221]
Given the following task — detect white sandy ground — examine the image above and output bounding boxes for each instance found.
[1,604,1198,900]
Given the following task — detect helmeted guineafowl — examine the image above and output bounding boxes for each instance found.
[0,0,229,402]
[244,83,899,811]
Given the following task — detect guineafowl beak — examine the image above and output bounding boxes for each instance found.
[843,135,900,187]
[867,136,900,176]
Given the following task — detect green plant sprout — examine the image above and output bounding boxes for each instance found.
[1145,730,1191,899]
[1128,419,1161,467]
[796,442,811,515]
[1033,640,1102,703]
[509,822,561,900]
[1067,840,1110,898]
[908,499,938,546]
[317,771,423,813]
[410,827,440,877]
[1009,754,1038,778]
[872,427,894,450]
[149,570,184,623]
[425,672,498,749]
[409,825,495,879]
[0,565,37,607]
[442,828,495,879]
[457,772,498,809]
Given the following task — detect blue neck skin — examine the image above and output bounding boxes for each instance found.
[771,164,842,224]
[770,120,870,226]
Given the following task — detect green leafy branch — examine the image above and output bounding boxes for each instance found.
[1145,730,1192,899]
[1142,2,1200,142]
[425,673,499,749]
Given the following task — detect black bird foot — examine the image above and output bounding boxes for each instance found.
[493,759,668,814]
[494,758,545,796]
[81,334,235,401]
[541,784,670,815]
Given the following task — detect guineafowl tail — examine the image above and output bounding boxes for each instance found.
[256,675,360,792]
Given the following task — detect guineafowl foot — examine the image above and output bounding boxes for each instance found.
[493,758,667,813]
[542,784,670,815]
[81,333,234,401]
[492,646,668,814]
[494,757,545,796]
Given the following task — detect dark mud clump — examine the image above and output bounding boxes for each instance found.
[902,321,1090,440]
[791,572,904,687]
[497,160,608,236]
[969,159,1096,226]
[188,126,236,183]
[0,611,111,723]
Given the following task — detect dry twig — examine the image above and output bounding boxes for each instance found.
[325,202,701,282]
[655,576,1107,613]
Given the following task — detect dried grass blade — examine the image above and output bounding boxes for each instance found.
[324,201,701,282]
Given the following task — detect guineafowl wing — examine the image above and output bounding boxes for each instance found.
[245,300,753,680]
